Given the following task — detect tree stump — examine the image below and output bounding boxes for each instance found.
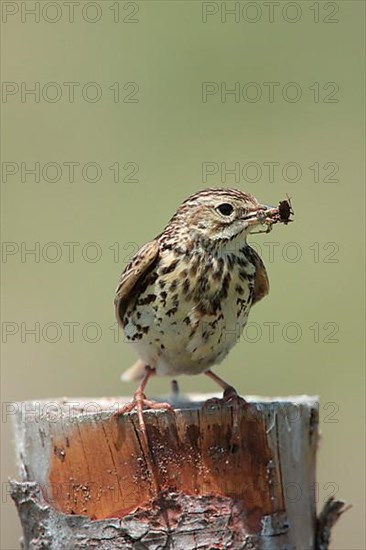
[9,394,347,549]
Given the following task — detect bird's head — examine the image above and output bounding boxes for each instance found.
[169,188,274,242]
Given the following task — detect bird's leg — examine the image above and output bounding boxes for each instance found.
[205,369,245,400]
[114,366,173,438]
[171,379,179,397]
[114,366,174,515]
[204,370,248,440]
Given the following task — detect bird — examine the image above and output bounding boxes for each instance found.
[114,188,290,436]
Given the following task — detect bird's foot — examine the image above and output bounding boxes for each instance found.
[113,366,174,515]
[204,385,247,410]
[114,391,174,437]
[222,386,248,437]
[223,384,248,409]
[204,386,248,449]
[113,393,174,518]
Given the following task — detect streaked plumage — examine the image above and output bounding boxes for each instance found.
[115,188,272,382]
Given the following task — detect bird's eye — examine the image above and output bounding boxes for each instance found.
[216,203,234,216]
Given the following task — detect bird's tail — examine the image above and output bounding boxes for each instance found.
[120,359,146,382]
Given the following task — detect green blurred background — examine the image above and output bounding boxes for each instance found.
[1,1,365,548]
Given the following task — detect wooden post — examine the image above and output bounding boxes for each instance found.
[10,395,347,549]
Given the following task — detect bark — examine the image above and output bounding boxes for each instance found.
[9,394,346,549]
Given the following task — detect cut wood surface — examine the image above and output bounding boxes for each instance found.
[10,394,347,549]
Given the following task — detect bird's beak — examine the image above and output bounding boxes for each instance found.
[242,204,276,225]
[241,204,280,235]
[260,204,276,211]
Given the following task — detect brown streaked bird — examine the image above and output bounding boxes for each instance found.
[114,188,291,435]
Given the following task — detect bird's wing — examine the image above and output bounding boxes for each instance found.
[114,239,160,323]
[249,247,270,305]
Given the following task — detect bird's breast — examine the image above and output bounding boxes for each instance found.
[123,246,258,374]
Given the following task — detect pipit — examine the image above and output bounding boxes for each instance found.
[114,188,292,436]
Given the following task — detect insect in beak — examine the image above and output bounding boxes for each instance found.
[245,198,294,234]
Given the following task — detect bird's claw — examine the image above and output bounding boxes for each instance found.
[114,393,174,436]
